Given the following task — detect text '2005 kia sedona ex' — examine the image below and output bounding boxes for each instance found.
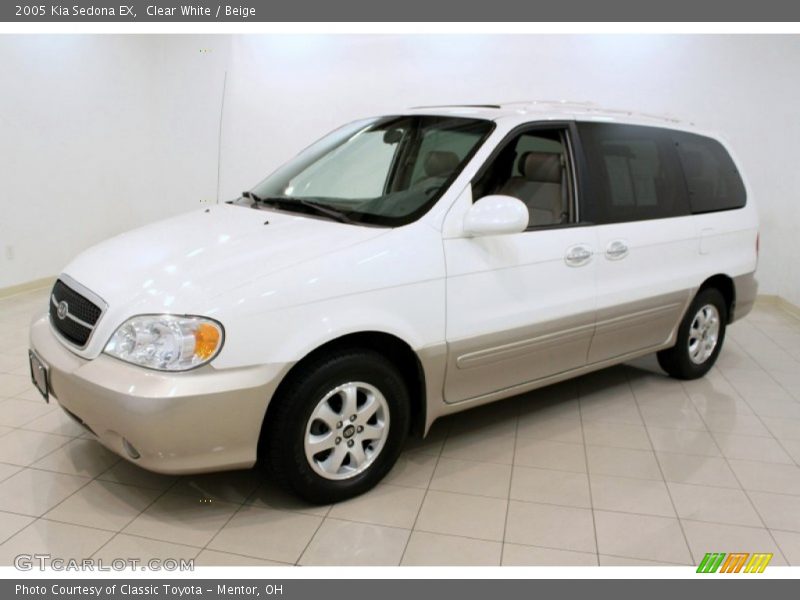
[29,102,758,502]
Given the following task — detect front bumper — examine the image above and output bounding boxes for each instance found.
[29,313,290,474]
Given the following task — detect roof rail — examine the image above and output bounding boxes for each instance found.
[410,104,502,110]
[502,100,685,124]
[407,100,688,125]
[503,99,598,107]
[578,106,683,124]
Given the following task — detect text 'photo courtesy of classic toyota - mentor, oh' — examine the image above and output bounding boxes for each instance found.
[28,101,758,503]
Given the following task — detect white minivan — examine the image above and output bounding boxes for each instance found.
[29,102,758,502]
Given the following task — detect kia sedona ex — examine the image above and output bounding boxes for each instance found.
[28,102,758,502]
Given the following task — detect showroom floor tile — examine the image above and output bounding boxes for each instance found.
[509,465,591,508]
[505,500,595,553]
[0,519,114,564]
[666,482,763,528]
[593,511,691,564]
[586,445,663,480]
[298,519,410,566]
[44,480,163,531]
[502,542,598,566]
[194,549,288,566]
[121,491,241,548]
[93,533,201,563]
[414,489,508,541]
[327,483,426,528]
[402,531,503,566]
[206,504,323,563]
[1,289,800,565]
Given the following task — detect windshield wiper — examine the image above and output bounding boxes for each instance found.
[243,192,354,224]
[242,190,265,204]
[295,198,355,224]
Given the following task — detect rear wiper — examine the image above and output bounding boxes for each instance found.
[243,192,354,224]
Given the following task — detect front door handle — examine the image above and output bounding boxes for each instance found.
[605,240,629,260]
[565,245,593,267]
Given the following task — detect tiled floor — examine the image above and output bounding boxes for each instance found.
[1,287,800,566]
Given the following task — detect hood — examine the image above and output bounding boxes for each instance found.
[62,204,388,314]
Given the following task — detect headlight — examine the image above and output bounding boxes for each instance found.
[104,315,224,371]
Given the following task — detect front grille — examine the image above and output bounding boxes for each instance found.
[49,279,104,348]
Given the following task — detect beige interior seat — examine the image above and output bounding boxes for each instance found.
[500,151,566,227]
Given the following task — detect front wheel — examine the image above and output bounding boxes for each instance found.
[657,288,728,380]
[263,349,410,504]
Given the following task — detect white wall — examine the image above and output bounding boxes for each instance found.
[2,35,800,306]
[0,36,156,288]
[0,34,228,289]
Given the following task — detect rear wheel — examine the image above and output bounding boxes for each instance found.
[657,288,728,380]
[263,349,410,504]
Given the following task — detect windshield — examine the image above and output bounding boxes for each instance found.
[243,115,494,226]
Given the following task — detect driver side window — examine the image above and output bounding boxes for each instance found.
[473,128,575,229]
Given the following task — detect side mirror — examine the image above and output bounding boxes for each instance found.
[463,195,529,237]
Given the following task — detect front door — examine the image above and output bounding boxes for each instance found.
[443,125,598,403]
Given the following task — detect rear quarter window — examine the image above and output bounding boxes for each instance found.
[672,131,747,214]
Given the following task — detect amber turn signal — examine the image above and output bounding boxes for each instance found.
[194,322,222,360]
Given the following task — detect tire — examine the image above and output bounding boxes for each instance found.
[262,348,410,504]
[657,288,728,380]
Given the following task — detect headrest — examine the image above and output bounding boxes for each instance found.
[681,150,704,179]
[519,152,562,183]
[424,151,460,178]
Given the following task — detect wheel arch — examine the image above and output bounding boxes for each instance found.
[698,274,735,323]
[257,330,427,461]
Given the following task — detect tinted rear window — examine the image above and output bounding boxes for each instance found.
[577,123,690,224]
[672,131,747,214]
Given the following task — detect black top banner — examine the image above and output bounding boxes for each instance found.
[3,0,800,22]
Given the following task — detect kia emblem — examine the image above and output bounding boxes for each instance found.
[57,300,69,320]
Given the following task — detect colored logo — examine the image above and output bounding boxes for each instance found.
[696,552,773,573]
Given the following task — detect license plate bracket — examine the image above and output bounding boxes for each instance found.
[28,350,49,402]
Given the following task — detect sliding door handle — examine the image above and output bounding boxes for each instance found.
[605,240,629,260]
